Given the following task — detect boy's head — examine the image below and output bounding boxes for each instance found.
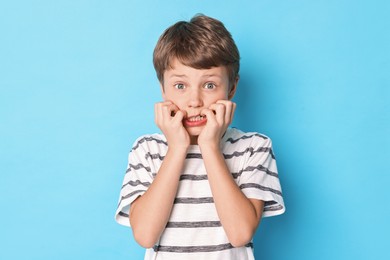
[153,14,240,89]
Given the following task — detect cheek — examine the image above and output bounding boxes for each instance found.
[165,93,186,108]
[162,89,177,102]
[206,92,229,104]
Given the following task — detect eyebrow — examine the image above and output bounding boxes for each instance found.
[169,74,222,78]
[201,74,222,79]
[169,74,187,79]
[167,73,223,82]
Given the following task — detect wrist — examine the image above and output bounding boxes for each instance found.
[167,144,189,156]
[198,141,221,153]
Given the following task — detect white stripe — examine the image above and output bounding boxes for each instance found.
[160,226,229,247]
[169,203,220,222]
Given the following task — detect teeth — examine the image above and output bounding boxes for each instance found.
[188,115,205,122]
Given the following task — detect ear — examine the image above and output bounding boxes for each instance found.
[228,77,239,100]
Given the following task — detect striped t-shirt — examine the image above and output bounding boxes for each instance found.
[115,128,285,260]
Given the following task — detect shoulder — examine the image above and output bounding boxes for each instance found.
[223,128,272,148]
[130,133,168,152]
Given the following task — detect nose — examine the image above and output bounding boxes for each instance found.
[188,88,203,108]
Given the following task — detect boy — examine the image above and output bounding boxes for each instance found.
[115,14,285,260]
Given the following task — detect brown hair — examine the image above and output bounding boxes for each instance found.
[153,14,240,87]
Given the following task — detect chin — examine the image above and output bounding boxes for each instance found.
[185,126,203,139]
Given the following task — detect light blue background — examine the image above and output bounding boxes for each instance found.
[1,0,389,259]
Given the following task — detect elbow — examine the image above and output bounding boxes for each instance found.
[229,212,262,247]
[229,236,253,248]
[130,210,159,248]
[132,228,159,249]
[228,228,256,248]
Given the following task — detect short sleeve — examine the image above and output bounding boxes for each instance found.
[238,136,285,217]
[114,137,155,227]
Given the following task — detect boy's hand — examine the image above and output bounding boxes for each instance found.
[198,100,236,148]
[155,101,190,149]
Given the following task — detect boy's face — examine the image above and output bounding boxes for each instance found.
[161,59,236,139]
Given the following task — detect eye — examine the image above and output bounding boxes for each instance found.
[204,82,216,90]
[174,83,185,90]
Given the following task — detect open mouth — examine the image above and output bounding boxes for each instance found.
[183,115,207,127]
[187,115,206,122]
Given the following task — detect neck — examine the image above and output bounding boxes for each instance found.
[190,135,198,145]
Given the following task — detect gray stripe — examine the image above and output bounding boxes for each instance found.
[154,242,253,253]
[223,147,274,160]
[166,221,221,228]
[264,204,284,212]
[232,164,278,179]
[126,163,151,173]
[240,183,282,196]
[269,148,276,159]
[143,152,203,160]
[174,197,214,204]
[117,190,144,207]
[186,153,202,159]
[145,152,165,160]
[180,174,208,181]
[265,200,278,206]
[189,151,275,160]
[132,136,168,151]
[252,147,274,159]
[118,211,129,217]
[226,134,268,144]
[121,180,151,189]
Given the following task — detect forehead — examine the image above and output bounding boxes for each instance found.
[164,59,229,81]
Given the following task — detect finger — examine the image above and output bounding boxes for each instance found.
[218,100,232,124]
[209,103,226,124]
[162,103,179,119]
[201,108,217,126]
[158,100,173,108]
[171,110,186,125]
[162,100,173,105]
[230,102,236,124]
[169,104,180,117]
[155,101,173,125]
[216,100,235,124]
[155,102,164,125]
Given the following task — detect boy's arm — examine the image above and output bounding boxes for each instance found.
[199,100,264,247]
[200,145,264,247]
[129,101,189,248]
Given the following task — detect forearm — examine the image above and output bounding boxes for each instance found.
[200,144,263,247]
[130,146,187,248]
